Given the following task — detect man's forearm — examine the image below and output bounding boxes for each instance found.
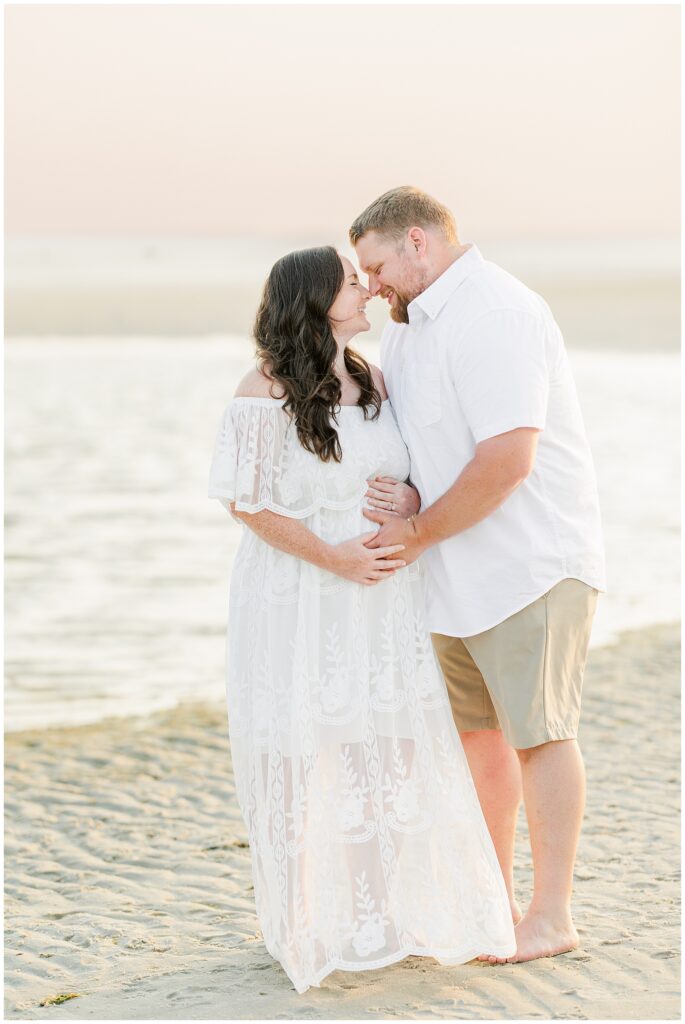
[414,457,526,549]
[231,505,335,571]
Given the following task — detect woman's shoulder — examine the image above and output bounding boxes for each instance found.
[233,365,287,400]
[368,363,388,401]
[233,362,386,402]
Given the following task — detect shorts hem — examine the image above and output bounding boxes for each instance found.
[507,729,579,751]
[454,718,501,733]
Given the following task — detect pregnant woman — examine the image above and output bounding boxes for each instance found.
[208,246,516,993]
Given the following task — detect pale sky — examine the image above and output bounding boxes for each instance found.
[5,4,681,239]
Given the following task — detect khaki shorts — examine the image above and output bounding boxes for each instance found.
[431,578,599,750]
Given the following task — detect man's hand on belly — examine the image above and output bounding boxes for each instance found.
[362,508,425,565]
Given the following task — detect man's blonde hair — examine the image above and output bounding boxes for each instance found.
[349,186,458,247]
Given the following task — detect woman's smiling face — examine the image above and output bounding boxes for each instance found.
[327,255,372,338]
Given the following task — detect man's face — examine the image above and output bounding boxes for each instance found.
[354,230,429,324]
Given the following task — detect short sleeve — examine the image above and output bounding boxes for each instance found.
[450,309,550,444]
[207,399,368,518]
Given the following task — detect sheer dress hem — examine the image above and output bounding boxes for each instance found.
[270,939,519,994]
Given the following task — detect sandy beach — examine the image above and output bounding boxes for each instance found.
[4,621,680,1020]
[5,5,680,1018]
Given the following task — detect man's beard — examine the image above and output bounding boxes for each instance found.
[389,288,414,325]
[387,268,428,324]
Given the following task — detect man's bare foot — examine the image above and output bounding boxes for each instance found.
[480,909,580,965]
[476,898,523,961]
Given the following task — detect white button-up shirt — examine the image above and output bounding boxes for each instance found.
[381,243,607,637]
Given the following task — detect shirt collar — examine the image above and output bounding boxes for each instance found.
[408,242,483,323]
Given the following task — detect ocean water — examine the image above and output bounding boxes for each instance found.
[4,336,680,732]
[5,237,680,346]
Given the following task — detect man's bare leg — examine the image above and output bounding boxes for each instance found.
[459,728,523,926]
[483,737,585,964]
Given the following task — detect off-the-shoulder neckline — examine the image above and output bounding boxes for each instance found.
[231,396,390,408]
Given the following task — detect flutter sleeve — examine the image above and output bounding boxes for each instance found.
[207,398,368,519]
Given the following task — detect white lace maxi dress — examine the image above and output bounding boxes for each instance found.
[208,395,516,993]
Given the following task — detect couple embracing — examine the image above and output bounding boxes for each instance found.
[208,186,606,994]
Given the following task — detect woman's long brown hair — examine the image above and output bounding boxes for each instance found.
[253,246,382,463]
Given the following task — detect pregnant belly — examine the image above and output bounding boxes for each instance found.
[232,505,422,610]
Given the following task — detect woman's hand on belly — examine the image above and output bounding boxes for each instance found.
[365,476,421,518]
[327,532,407,586]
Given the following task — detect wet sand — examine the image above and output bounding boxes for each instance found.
[4,622,680,1020]
[5,277,680,350]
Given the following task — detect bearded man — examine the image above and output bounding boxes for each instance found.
[351,186,606,964]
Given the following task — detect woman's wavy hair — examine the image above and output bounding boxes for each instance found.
[253,246,382,463]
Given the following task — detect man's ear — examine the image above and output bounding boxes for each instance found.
[407,226,427,255]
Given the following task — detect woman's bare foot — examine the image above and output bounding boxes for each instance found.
[480,908,580,965]
[476,897,523,961]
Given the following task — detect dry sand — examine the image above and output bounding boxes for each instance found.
[4,623,680,1020]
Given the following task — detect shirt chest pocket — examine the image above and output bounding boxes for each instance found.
[406,362,442,427]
